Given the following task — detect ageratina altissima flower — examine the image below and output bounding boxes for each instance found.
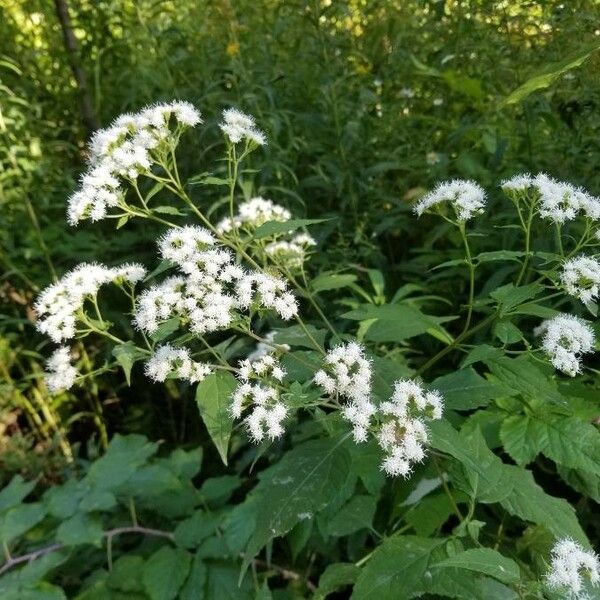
[135,226,298,336]
[561,255,600,305]
[68,101,202,225]
[376,379,443,478]
[314,342,376,442]
[230,354,288,442]
[35,263,147,343]
[219,108,266,146]
[546,538,600,598]
[265,234,317,269]
[414,179,486,221]
[44,346,77,393]
[533,173,600,223]
[536,314,596,376]
[144,344,211,383]
[500,173,534,193]
[216,197,291,234]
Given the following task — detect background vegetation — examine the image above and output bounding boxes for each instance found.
[1,1,600,598]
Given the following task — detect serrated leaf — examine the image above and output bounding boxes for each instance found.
[0,476,36,512]
[142,546,191,600]
[56,512,103,547]
[310,273,358,293]
[435,548,520,584]
[431,368,512,410]
[174,511,218,549]
[195,372,237,465]
[475,250,525,263]
[326,495,377,537]
[0,503,45,545]
[317,563,360,597]
[500,465,588,544]
[500,415,545,466]
[242,436,351,568]
[153,205,185,215]
[490,283,543,315]
[179,550,207,600]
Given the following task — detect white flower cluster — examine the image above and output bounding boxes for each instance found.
[68,101,202,225]
[537,314,596,376]
[35,263,147,343]
[44,346,77,392]
[314,342,376,442]
[377,380,443,477]
[501,173,600,223]
[219,108,266,146]
[231,354,288,442]
[145,344,211,383]
[546,538,599,599]
[561,255,600,304]
[265,234,317,268]
[246,331,290,362]
[414,179,486,221]
[134,225,297,335]
[216,197,291,234]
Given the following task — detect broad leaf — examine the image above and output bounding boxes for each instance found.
[253,218,326,238]
[195,372,237,465]
[112,341,146,385]
[142,546,191,600]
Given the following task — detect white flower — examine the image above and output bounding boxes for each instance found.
[264,235,316,269]
[238,353,286,382]
[68,101,202,225]
[534,174,585,223]
[44,346,77,393]
[219,108,266,146]
[216,197,291,234]
[158,226,216,266]
[546,538,600,598]
[145,344,211,383]
[315,342,376,442]
[501,173,534,192]
[561,256,600,304]
[376,379,443,477]
[414,179,486,221]
[538,314,596,376]
[35,263,144,343]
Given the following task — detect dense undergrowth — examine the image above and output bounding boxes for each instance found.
[1,1,600,598]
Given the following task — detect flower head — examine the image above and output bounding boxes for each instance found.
[219,108,266,146]
[145,344,211,383]
[44,346,77,393]
[501,173,534,192]
[561,256,600,305]
[537,314,595,376]
[216,197,290,234]
[546,538,599,598]
[414,179,486,221]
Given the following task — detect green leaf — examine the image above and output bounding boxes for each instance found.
[429,421,513,503]
[500,465,588,544]
[206,562,253,599]
[326,495,377,537]
[0,503,45,545]
[56,513,103,547]
[175,511,218,549]
[274,324,327,349]
[316,563,360,598]
[503,44,600,105]
[490,283,543,315]
[149,317,180,342]
[253,218,326,239]
[506,416,600,474]
[108,556,145,592]
[199,475,241,503]
[435,548,520,584]
[475,250,525,264]
[342,303,453,344]
[310,273,358,293]
[0,476,36,512]
[243,436,351,567]
[112,342,146,386]
[195,372,237,465]
[431,368,512,410]
[153,205,185,215]
[179,551,207,600]
[142,546,191,600]
[404,492,457,536]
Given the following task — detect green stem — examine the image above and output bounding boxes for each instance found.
[458,222,475,336]
[515,201,535,286]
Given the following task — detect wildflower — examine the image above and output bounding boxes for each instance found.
[216,197,291,234]
[315,342,376,442]
[219,108,266,146]
[144,344,211,383]
[264,234,316,268]
[246,332,290,362]
[376,380,443,477]
[158,226,216,266]
[501,173,534,192]
[561,256,600,304]
[414,179,486,221]
[68,101,202,225]
[532,173,600,223]
[537,314,595,376]
[35,263,145,343]
[546,538,599,598]
[231,354,288,442]
[44,346,77,393]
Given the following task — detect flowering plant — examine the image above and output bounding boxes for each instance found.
[2,101,600,599]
